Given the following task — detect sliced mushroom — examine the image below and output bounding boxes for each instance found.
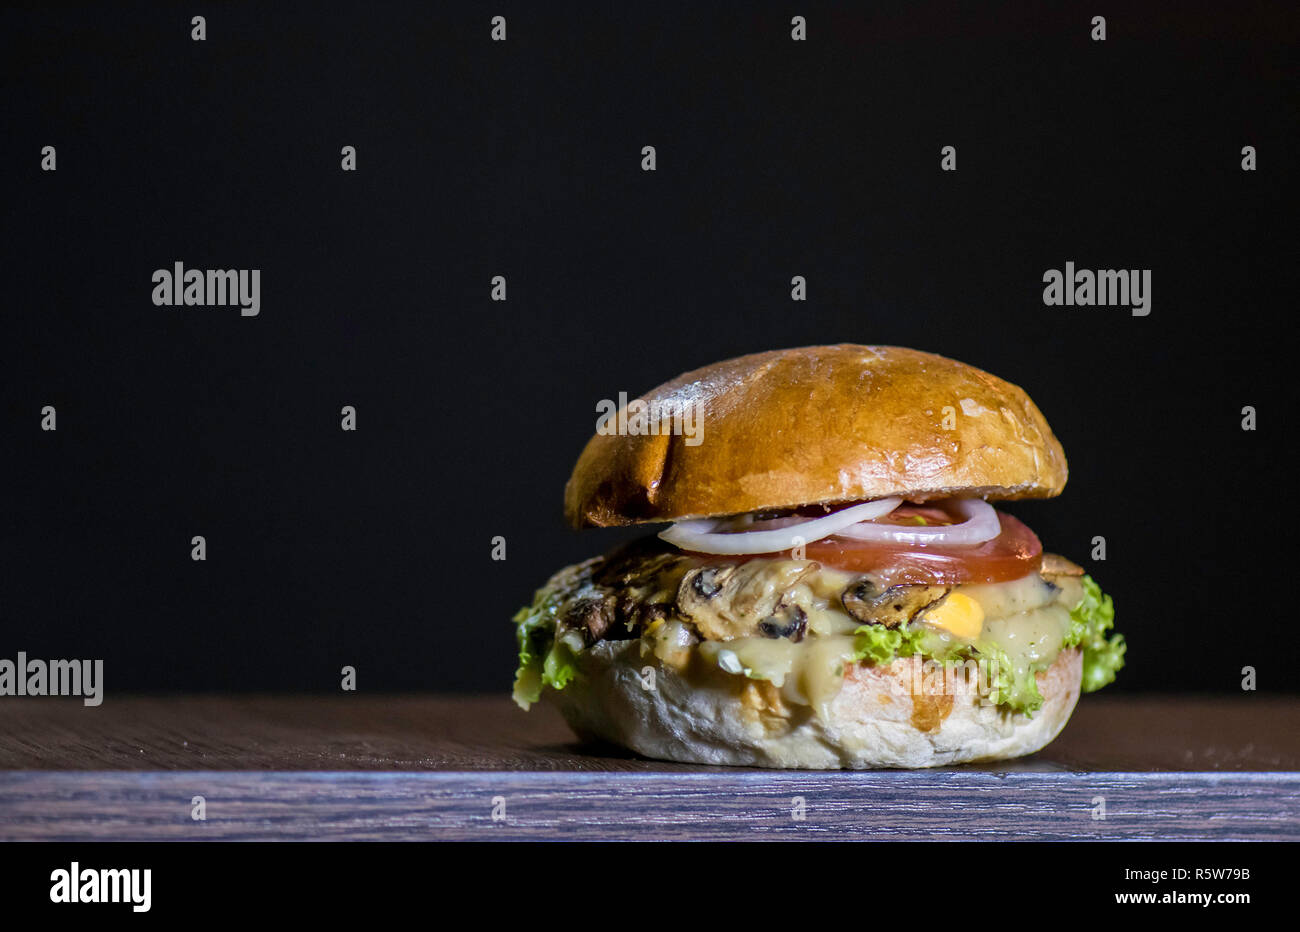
[676,560,816,641]
[565,594,618,645]
[567,591,668,645]
[841,580,950,628]
[689,564,733,599]
[757,603,808,641]
[629,601,670,635]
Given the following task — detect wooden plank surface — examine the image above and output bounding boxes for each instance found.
[2,694,1297,772]
[0,695,1296,840]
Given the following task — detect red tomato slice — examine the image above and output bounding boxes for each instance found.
[796,511,1043,584]
[681,506,1044,584]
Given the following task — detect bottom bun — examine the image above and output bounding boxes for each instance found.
[549,644,1082,769]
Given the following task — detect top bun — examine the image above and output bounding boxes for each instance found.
[564,344,1068,528]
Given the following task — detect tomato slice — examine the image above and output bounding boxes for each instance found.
[679,505,1044,584]
[796,511,1043,584]
[687,509,1042,585]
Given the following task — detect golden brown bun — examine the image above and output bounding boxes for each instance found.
[550,644,1082,769]
[565,344,1068,527]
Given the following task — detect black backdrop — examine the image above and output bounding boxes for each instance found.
[3,1,1296,694]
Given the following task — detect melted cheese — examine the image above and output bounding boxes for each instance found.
[975,603,1072,691]
[678,570,1080,720]
[647,618,695,670]
[960,574,1062,617]
[920,591,984,638]
[699,633,858,720]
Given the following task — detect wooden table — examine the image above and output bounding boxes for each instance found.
[1,695,1296,840]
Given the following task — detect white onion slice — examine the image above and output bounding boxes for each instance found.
[836,497,999,547]
[658,497,903,555]
[714,514,810,533]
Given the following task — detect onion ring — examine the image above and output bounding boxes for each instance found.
[658,497,903,555]
[837,497,999,547]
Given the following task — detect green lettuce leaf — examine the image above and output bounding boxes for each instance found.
[978,640,1044,714]
[849,575,1124,715]
[850,622,927,665]
[851,622,1045,714]
[1063,575,1126,693]
[511,586,579,710]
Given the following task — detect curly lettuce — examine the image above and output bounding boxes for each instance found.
[850,622,928,665]
[851,620,1043,714]
[980,640,1043,715]
[511,585,579,710]
[986,575,1123,711]
[848,575,1123,716]
[1063,574,1126,693]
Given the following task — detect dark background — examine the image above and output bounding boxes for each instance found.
[2,1,1296,695]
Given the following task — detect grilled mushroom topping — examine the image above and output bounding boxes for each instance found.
[676,560,817,641]
[689,565,732,599]
[841,580,951,628]
[757,603,808,641]
[568,594,617,644]
[566,592,664,645]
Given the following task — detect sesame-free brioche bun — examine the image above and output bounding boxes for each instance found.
[565,344,1068,528]
[550,642,1083,769]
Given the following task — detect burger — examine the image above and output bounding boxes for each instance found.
[511,345,1124,768]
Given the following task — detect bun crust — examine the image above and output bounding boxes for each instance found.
[550,645,1082,769]
[565,345,1067,527]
